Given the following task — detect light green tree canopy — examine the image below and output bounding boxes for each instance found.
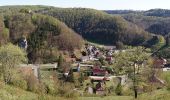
[113,46,150,98]
[0,43,27,83]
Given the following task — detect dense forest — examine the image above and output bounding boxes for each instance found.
[105,9,170,58]
[0,8,83,63]
[105,9,170,36]
[37,8,152,45]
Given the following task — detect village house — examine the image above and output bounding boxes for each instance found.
[153,57,167,68]
[163,63,170,71]
[92,67,109,76]
[103,46,116,51]
[81,56,90,62]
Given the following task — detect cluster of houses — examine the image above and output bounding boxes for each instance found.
[74,44,128,94]
[81,44,117,63]
[17,42,170,95]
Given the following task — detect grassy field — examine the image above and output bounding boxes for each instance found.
[78,88,170,100]
[137,89,170,100]
[0,82,170,100]
[0,82,67,100]
[79,96,132,100]
[0,83,50,100]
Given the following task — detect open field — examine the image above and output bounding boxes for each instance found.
[79,96,133,100]
[78,89,170,100]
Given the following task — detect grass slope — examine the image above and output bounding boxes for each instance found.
[0,82,62,100]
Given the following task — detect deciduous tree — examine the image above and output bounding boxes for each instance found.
[0,44,27,84]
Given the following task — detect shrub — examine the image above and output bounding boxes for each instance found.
[57,82,78,99]
[10,72,27,90]
[25,74,47,94]
[67,69,75,83]
[11,77,27,90]
[99,57,108,66]
[116,41,124,49]
[115,83,122,95]
[107,86,115,94]
[44,79,58,95]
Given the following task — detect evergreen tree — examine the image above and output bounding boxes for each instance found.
[68,68,75,83]
[58,54,64,72]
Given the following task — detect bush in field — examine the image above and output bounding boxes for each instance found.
[78,73,84,87]
[35,83,47,94]
[25,74,46,94]
[57,54,64,72]
[25,74,38,92]
[115,83,122,95]
[57,82,78,98]
[165,74,170,91]
[11,75,27,90]
[68,69,75,83]
[44,79,58,95]
[116,41,124,49]
[99,57,108,66]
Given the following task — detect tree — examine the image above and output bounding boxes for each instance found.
[113,47,149,98]
[115,82,122,95]
[68,68,75,83]
[58,54,64,72]
[0,44,27,84]
[116,41,124,49]
[166,34,170,46]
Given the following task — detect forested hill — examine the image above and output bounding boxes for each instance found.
[0,10,83,63]
[37,7,152,45]
[0,6,155,46]
[105,9,170,17]
[1,5,168,62]
[105,9,170,36]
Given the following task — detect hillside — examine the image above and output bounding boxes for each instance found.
[0,6,156,46]
[0,10,83,63]
[0,82,58,100]
[1,6,167,60]
[105,9,170,17]
[37,7,153,46]
[105,9,170,36]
